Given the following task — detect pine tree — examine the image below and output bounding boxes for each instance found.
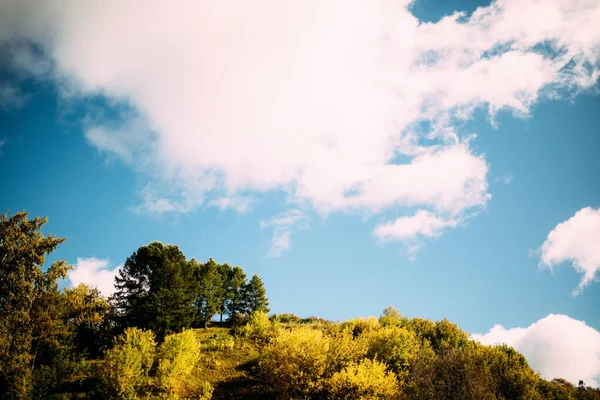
[113,242,198,339]
[244,274,270,315]
[196,259,226,328]
[226,266,248,325]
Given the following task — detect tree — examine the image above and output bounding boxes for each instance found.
[113,242,198,339]
[63,283,113,358]
[244,274,270,315]
[0,211,71,399]
[226,266,247,325]
[196,258,226,328]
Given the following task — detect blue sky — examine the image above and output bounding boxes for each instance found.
[1,0,600,384]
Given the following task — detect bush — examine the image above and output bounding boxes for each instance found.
[270,313,302,324]
[239,312,279,343]
[100,327,156,399]
[327,358,400,399]
[379,306,404,327]
[259,327,330,397]
[326,328,368,375]
[201,332,235,352]
[364,326,420,378]
[341,317,379,338]
[157,329,202,395]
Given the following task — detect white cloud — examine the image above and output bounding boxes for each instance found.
[69,257,121,297]
[374,210,459,241]
[472,314,600,386]
[0,0,599,251]
[260,209,309,257]
[539,207,600,294]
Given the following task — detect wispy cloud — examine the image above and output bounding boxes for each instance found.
[260,209,309,257]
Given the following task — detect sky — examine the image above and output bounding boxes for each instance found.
[1,0,599,385]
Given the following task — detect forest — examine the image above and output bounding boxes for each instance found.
[1,211,599,399]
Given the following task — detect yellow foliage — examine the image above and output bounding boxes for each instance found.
[326,328,368,375]
[100,327,156,399]
[259,326,330,396]
[240,311,279,343]
[157,329,202,394]
[364,326,420,378]
[327,358,400,399]
[340,317,380,337]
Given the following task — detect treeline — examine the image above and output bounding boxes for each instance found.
[0,211,268,398]
[1,211,599,399]
[112,241,269,337]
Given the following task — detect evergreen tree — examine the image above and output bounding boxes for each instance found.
[244,274,270,315]
[226,266,248,325]
[196,258,226,328]
[113,242,198,338]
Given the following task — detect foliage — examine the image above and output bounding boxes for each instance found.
[113,242,198,338]
[196,258,226,328]
[327,358,400,400]
[379,306,404,327]
[364,326,421,378]
[157,329,202,395]
[259,326,330,397]
[341,317,380,337]
[100,327,156,399]
[270,313,302,324]
[0,211,71,399]
[244,274,270,315]
[239,311,278,344]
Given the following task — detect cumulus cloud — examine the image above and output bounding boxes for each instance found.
[472,314,600,386]
[68,257,121,297]
[260,209,309,257]
[374,210,459,242]
[0,0,599,250]
[539,207,600,294]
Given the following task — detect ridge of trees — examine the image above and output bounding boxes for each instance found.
[0,211,598,399]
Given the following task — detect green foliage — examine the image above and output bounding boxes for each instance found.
[113,242,198,338]
[327,358,400,400]
[63,283,113,357]
[100,327,156,399]
[0,211,71,399]
[157,329,202,395]
[244,274,270,315]
[196,258,226,328]
[270,312,302,324]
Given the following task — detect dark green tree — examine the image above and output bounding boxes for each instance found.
[196,258,227,328]
[226,266,248,325]
[113,242,198,339]
[0,211,71,399]
[244,274,270,315]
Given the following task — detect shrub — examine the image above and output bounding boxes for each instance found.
[157,329,202,395]
[364,326,420,378]
[326,328,368,376]
[341,317,379,338]
[379,306,404,327]
[239,312,278,343]
[327,358,400,399]
[100,327,156,399]
[201,332,235,352]
[270,313,302,324]
[259,326,330,397]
